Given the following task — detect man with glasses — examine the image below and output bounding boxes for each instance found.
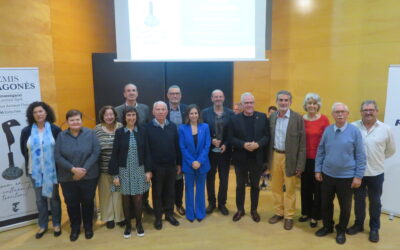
[347,100,396,243]
[315,102,366,244]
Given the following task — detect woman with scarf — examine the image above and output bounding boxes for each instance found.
[20,101,62,239]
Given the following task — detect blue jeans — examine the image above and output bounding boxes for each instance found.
[31,178,62,229]
[353,173,384,231]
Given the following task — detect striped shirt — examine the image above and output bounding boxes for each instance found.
[95,123,122,173]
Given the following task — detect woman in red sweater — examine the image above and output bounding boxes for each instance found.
[299,93,330,228]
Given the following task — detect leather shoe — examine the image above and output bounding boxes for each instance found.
[85,229,94,239]
[310,219,318,228]
[336,232,346,244]
[69,231,80,242]
[176,206,186,216]
[232,211,245,222]
[268,215,284,224]
[315,227,333,237]
[298,215,309,222]
[53,229,62,237]
[106,220,115,229]
[117,220,126,228]
[35,228,47,239]
[369,230,379,243]
[154,219,162,230]
[218,205,229,215]
[284,219,293,230]
[206,204,216,214]
[165,214,180,226]
[251,211,261,223]
[346,224,364,235]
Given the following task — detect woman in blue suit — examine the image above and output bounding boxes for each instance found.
[179,104,211,222]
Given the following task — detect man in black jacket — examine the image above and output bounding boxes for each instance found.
[202,89,233,215]
[166,85,187,216]
[230,92,269,223]
[146,101,181,230]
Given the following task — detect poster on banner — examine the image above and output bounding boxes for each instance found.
[382,65,400,218]
[0,67,41,231]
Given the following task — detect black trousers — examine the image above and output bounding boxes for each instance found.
[234,158,263,212]
[321,173,353,232]
[175,178,184,207]
[152,166,176,220]
[206,152,230,206]
[61,178,98,232]
[300,159,322,220]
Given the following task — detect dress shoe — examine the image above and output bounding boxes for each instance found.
[336,232,346,244]
[35,228,47,239]
[298,215,309,222]
[268,215,284,224]
[117,220,126,228]
[232,211,245,222]
[346,224,364,235]
[154,219,162,230]
[165,214,180,226]
[70,231,80,242]
[187,218,194,223]
[310,219,318,228]
[53,228,62,237]
[251,211,261,223]
[144,202,154,214]
[176,206,186,216]
[315,227,333,237]
[197,218,203,222]
[136,223,144,237]
[284,219,294,230]
[206,204,216,214]
[369,230,379,243]
[106,220,115,229]
[218,205,229,215]
[85,229,94,239]
[123,227,132,239]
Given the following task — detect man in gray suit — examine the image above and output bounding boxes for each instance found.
[114,83,152,213]
[115,83,151,126]
[267,90,306,230]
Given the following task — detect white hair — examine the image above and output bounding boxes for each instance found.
[211,89,224,97]
[153,101,167,110]
[240,92,255,103]
[331,102,349,112]
[303,93,322,112]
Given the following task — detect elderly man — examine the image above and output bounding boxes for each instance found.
[202,89,234,215]
[115,83,152,213]
[166,85,187,216]
[267,90,306,230]
[146,101,181,230]
[315,102,366,245]
[347,100,396,243]
[230,92,269,222]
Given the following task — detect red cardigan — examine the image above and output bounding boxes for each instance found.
[304,114,330,159]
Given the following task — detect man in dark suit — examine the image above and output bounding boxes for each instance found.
[230,92,269,223]
[202,89,234,215]
[166,85,187,216]
[267,90,306,230]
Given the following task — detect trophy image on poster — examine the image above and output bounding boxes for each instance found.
[2,119,23,180]
[144,0,160,27]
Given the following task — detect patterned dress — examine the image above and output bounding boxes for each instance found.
[112,128,149,195]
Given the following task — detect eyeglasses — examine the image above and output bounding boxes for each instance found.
[333,110,347,114]
[362,109,376,113]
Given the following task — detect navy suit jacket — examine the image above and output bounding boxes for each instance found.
[178,123,211,174]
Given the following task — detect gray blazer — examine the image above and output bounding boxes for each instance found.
[267,109,306,177]
[115,103,150,126]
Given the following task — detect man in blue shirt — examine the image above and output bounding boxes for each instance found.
[315,102,366,245]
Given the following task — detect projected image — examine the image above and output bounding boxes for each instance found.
[144,0,159,27]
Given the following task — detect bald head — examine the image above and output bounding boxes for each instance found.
[211,89,225,107]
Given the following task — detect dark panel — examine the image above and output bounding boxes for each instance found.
[92,53,165,121]
[165,62,233,110]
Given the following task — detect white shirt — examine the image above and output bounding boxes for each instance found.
[274,109,290,151]
[352,120,396,176]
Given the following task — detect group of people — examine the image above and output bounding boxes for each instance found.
[21,83,396,245]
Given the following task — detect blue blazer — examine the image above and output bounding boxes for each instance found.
[178,123,211,174]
